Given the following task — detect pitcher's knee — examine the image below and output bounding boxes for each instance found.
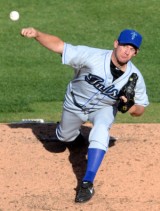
[56,126,79,142]
[89,139,109,152]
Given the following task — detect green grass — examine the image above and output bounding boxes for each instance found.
[1,101,63,123]
[116,103,160,123]
[1,102,159,124]
[0,0,159,123]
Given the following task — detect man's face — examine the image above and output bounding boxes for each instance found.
[113,40,138,65]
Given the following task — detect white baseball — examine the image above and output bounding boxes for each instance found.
[9,11,20,21]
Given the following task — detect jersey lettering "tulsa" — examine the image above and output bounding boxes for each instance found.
[62,43,149,112]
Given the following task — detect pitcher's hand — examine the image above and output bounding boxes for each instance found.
[21,27,38,38]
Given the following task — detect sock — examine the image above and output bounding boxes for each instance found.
[83,148,105,183]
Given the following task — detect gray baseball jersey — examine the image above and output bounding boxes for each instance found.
[56,43,149,150]
[62,43,149,113]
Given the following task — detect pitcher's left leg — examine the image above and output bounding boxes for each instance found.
[75,106,116,203]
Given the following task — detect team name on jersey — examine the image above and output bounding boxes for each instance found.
[85,74,118,99]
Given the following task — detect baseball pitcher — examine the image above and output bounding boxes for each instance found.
[21,28,149,203]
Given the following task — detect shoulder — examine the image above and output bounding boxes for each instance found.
[64,43,110,56]
[129,61,144,79]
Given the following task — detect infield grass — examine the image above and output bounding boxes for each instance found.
[0,0,159,123]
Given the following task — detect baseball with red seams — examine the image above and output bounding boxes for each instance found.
[9,11,20,21]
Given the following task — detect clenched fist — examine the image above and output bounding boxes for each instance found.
[21,27,39,38]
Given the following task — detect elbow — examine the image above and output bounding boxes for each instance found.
[128,105,145,117]
[54,40,64,54]
[130,112,144,117]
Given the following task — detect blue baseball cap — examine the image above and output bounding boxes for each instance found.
[118,29,142,49]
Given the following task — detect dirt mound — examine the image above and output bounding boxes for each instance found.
[0,123,160,211]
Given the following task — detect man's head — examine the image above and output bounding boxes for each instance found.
[117,29,142,49]
[112,29,143,68]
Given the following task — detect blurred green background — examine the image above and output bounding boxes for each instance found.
[0,0,159,123]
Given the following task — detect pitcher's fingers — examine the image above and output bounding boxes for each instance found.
[21,28,37,37]
[120,96,127,103]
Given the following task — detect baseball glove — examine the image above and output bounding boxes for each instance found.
[117,73,138,113]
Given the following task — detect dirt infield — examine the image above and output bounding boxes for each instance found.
[0,123,160,211]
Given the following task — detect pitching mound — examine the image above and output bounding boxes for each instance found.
[0,123,160,211]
